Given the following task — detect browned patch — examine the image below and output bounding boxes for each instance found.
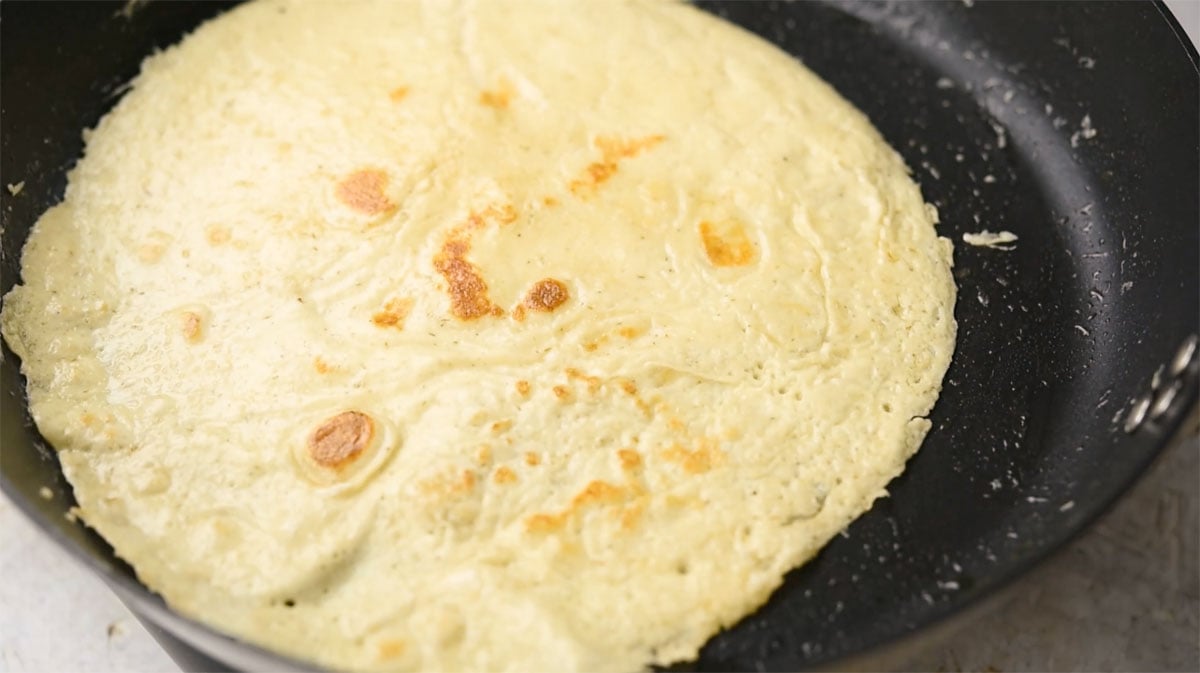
[553,385,571,400]
[371,297,413,330]
[308,411,374,469]
[522,278,569,313]
[313,357,333,374]
[572,480,624,508]
[335,169,394,216]
[617,449,642,471]
[565,367,602,394]
[525,480,626,533]
[542,196,559,207]
[389,86,410,102]
[661,439,722,475]
[585,325,643,353]
[377,639,406,660]
[476,444,492,465]
[181,312,203,343]
[620,500,646,530]
[595,135,667,160]
[511,304,526,322]
[618,325,645,339]
[570,134,665,197]
[479,203,518,225]
[418,468,478,498]
[699,219,755,267]
[205,224,231,245]
[491,419,512,434]
[524,452,541,466]
[616,378,652,417]
[668,417,686,432]
[479,77,514,109]
[583,162,616,187]
[493,466,518,485]
[433,205,516,320]
[434,238,503,320]
[525,513,565,533]
[515,380,531,396]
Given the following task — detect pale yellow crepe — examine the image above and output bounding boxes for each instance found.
[1,1,956,670]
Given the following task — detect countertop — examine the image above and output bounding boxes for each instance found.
[1,3,1197,672]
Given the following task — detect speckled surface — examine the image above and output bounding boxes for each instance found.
[903,434,1199,672]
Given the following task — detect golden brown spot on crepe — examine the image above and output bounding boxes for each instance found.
[699,219,755,267]
[476,444,492,465]
[335,168,394,216]
[524,512,565,533]
[662,438,722,475]
[616,379,652,417]
[493,466,518,485]
[418,468,478,499]
[617,449,642,471]
[490,419,512,434]
[572,480,624,507]
[524,452,541,466]
[205,224,231,245]
[618,325,644,339]
[542,196,559,207]
[525,480,625,533]
[595,135,667,160]
[522,278,569,313]
[565,367,602,394]
[181,311,203,343]
[515,380,531,396]
[483,203,519,225]
[434,238,502,320]
[570,134,665,197]
[371,297,413,329]
[377,639,406,660]
[479,77,514,109]
[668,417,685,432]
[433,205,515,320]
[313,357,333,374]
[388,86,410,102]
[620,500,646,530]
[308,411,374,469]
[511,304,527,322]
[553,385,571,400]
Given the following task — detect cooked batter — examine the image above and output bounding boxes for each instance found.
[1,1,956,670]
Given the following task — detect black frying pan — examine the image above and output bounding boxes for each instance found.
[2,2,1197,671]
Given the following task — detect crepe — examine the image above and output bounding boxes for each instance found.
[0,0,956,670]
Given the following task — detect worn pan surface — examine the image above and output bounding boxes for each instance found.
[2,1,1197,670]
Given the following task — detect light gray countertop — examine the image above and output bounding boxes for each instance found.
[1,3,1197,672]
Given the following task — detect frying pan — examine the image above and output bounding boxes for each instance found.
[2,1,1197,671]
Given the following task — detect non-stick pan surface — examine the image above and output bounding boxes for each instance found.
[2,2,1197,671]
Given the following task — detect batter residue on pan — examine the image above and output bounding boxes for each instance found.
[0,1,956,670]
